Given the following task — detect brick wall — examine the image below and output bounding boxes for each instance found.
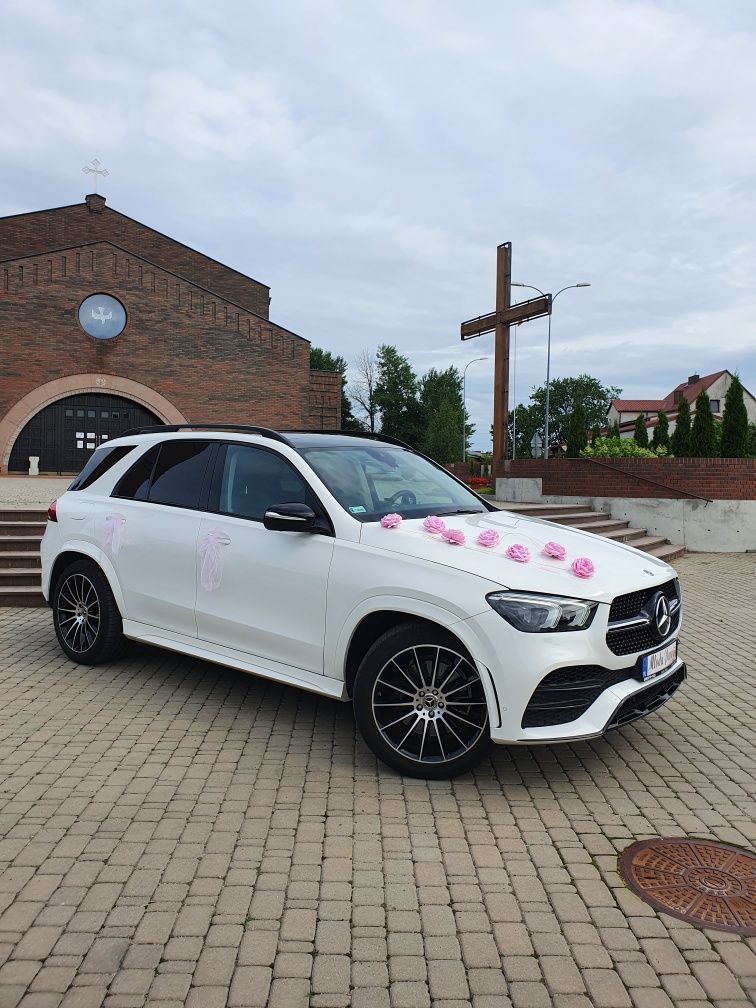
[0,196,270,317]
[0,241,318,438]
[307,371,342,430]
[497,458,756,500]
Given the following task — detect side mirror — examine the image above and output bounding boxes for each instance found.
[263,501,317,532]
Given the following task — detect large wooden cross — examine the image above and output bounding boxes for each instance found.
[460,242,551,466]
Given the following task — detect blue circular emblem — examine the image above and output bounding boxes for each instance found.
[78,293,127,340]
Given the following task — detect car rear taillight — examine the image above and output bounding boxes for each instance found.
[47,500,58,522]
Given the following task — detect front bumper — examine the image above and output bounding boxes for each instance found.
[489,659,686,745]
[464,605,686,745]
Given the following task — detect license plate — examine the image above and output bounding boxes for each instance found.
[642,641,677,681]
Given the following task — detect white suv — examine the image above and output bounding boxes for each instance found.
[41,425,686,778]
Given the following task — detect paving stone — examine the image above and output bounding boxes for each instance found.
[0,556,752,1008]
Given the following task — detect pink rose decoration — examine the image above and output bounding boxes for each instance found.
[380,513,402,528]
[423,515,447,534]
[477,529,501,548]
[506,543,530,563]
[442,528,466,546]
[571,557,595,579]
[542,541,567,560]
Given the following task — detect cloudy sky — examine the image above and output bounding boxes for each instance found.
[3,0,756,447]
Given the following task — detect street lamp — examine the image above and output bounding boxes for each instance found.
[512,281,590,459]
[462,357,489,461]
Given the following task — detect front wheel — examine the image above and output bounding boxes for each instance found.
[52,559,125,664]
[353,623,491,779]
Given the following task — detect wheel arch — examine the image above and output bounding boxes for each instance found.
[49,546,126,616]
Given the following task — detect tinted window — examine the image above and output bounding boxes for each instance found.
[216,444,310,521]
[112,445,159,500]
[148,441,214,509]
[68,444,137,491]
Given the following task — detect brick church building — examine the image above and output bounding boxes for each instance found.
[0,194,340,473]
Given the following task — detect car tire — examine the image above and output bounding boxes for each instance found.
[353,622,491,779]
[52,559,126,664]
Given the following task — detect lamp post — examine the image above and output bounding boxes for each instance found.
[462,357,489,461]
[512,282,590,459]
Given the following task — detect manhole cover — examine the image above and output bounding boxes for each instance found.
[619,838,756,934]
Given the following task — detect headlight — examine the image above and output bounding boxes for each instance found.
[486,591,598,633]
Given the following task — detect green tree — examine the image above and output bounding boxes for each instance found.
[670,396,691,457]
[591,424,601,446]
[566,398,588,457]
[418,367,472,463]
[748,423,756,457]
[690,390,716,457]
[651,411,669,451]
[720,376,749,457]
[633,413,649,448]
[512,374,621,454]
[506,402,542,459]
[607,419,620,439]
[309,347,362,431]
[374,344,423,446]
[422,397,464,464]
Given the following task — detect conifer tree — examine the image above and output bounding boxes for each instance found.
[566,398,588,458]
[720,376,749,457]
[591,424,600,445]
[670,397,691,457]
[651,411,669,451]
[633,413,649,448]
[690,390,716,457]
[608,419,620,439]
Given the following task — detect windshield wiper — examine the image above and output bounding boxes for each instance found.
[435,508,485,516]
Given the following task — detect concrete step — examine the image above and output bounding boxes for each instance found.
[596,526,648,543]
[568,519,631,534]
[622,534,670,552]
[496,502,591,517]
[0,568,41,587]
[645,542,686,562]
[0,586,45,607]
[0,509,49,522]
[0,552,41,569]
[0,521,46,538]
[546,511,612,526]
[0,536,45,553]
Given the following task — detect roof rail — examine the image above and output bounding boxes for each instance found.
[119,423,293,445]
[283,429,414,451]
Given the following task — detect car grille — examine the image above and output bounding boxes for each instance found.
[606,578,681,656]
[606,666,686,729]
[521,662,638,728]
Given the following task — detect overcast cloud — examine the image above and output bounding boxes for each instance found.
[2,0,756,447]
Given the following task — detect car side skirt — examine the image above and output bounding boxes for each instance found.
[122,620,348,701]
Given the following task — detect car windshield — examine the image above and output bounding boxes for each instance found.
[299,445,489,523]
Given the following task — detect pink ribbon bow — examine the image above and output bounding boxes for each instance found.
[571,557,595,579]
[102,514,127,556]
[380,513,402,528]
[506,543,530,563]
[477,529,501,548]
[199,530,225,591]
[442,528,466,546]
[423,515,447,534]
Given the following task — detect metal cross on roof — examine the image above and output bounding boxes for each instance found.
[82,158,109,194]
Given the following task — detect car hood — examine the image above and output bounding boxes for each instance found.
[359,510,676,604]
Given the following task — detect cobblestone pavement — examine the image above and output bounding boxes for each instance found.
[0,553,754,1008]
[0,478,70,508]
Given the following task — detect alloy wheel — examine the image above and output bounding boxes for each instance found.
[56,573,101,653]
[371,644,488,764]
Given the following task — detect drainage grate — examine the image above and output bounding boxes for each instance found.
[619,838,756,935]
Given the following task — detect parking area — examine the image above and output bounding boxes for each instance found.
[0,552,754,1008]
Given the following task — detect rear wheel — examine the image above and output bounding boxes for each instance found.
[52,559,125,664]
[353,622,491,779]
